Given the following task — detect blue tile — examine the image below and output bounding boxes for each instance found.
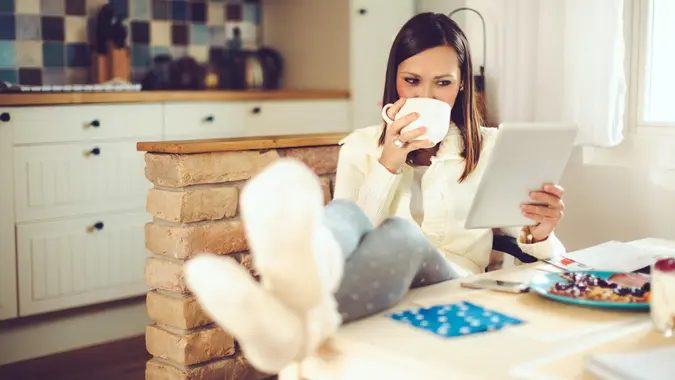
[172,0,188,21]
[0,68,17,83]
[190,24,207,45]
[0,0,14,13]
[16,15,41,41]
[66,43,90,67]
[131,44,150,67]
[242,2,259,25]
[150,45,170,58]
[0,14,16,40]
[109,0,129,18]
[43,42,65,67]
[0,41,16,67]
[130,0,150,19]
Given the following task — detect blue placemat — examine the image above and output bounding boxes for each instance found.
[387,301,525,338]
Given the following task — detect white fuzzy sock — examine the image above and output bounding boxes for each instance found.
[185,158,345,373]
[240,158,344,308]
[184,254,303,374]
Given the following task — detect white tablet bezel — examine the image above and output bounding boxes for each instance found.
[464,122,579,230]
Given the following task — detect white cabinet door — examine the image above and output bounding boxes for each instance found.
[350,0,415,130]
[16,211,151,316]
[14,140,153,223]
[163,102,248,140]
[0,113,18,321]
[244,99,351,137]
[11,104,163,145]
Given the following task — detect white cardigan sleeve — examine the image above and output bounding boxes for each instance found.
[500,227,567,262]
[332,141,403,226]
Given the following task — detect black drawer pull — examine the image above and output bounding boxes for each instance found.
[0,112,10,122]
[204,115,215,122]
[90,119,100,127]
[87,221,104,233]
[251,107,261,114]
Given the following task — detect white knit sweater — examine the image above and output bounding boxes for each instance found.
[333,124,566,275]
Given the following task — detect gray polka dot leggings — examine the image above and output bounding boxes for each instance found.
[325,199,461,323]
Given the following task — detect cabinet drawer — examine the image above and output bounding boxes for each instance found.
[10,104,163,145]
[16,211,150,316]
[14,140,152,223]
[244,99,351,136]
[163,102,248,139]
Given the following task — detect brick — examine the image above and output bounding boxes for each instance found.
[147,186,238,223]
[145,256,188,293]
[145,219,247,260]
[279,146,339,175]
[145,150,280,188]
[146,290,212,330]
[145,324,236,366]
[145,356,270,380]
[232,252,258,278]
[320,176,331,204]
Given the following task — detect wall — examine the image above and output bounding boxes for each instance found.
[0,0,260,86]
[429,0,675,251]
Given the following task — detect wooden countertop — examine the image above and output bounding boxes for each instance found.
[0,89,349,106]
[137,132,347,154]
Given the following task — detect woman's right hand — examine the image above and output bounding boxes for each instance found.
[379,97,432,174]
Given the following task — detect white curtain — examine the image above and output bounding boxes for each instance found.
[497,0,626,147]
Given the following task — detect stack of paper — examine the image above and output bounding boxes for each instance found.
[562,241,675,273]
[584,345,675,380]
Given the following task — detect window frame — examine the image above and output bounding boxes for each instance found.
[634,0,675,132]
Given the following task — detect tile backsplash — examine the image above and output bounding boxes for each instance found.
[0,0,260,86]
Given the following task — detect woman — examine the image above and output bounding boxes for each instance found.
[183,12,568,375]
[334,12,566,275]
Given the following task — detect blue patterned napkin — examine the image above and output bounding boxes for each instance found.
[387,301,524,338]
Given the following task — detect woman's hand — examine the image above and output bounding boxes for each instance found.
[521,184,565,242]
[379,97,432,174]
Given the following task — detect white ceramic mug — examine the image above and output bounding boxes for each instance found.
[381,97,452,145]
[650,257,675,337]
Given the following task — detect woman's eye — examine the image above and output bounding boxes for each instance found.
[438,80,452,87]
[405,77,419,85]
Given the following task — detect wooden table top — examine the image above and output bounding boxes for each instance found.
[137,132,347,154]
[0,89,349,106]
[280,238,675,380]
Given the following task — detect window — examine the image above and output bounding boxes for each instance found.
[638,0,675,127]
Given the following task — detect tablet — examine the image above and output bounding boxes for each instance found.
[464,122,578,229]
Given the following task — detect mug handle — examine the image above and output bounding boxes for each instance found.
[381,103,395,124]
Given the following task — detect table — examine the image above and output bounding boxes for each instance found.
[280,238,675,380]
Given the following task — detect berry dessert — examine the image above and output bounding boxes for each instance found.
[548,272,651,303]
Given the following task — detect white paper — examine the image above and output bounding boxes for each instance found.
[562,241,675,273]
[584,345,675,380]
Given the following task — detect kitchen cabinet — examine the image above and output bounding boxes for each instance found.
[0,93,350,319]
[0,112,18,321]
[350,0,416,129]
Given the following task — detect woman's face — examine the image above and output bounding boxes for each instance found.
[395,45,462,107]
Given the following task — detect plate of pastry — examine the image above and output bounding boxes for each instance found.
[529,271,651,309]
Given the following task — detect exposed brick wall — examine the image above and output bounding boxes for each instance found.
[142,145,339,380]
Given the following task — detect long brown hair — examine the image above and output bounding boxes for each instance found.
[378,12,483,183]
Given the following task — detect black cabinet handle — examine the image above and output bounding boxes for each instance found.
[85,147,101,157]
[0,112,10,122]
[90,119,100,127]
[251,107,261,114]
[204,115,215,122]
[87,221,104,233]
[358,8,367,15]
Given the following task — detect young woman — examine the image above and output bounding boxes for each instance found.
[183,12,568,375]
[334,12,566,275]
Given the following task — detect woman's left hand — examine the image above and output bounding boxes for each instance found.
[521,184,565,242]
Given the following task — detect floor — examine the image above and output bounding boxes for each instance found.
[0,335,150,380]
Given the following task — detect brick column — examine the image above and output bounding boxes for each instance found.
[142,145,339,380]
